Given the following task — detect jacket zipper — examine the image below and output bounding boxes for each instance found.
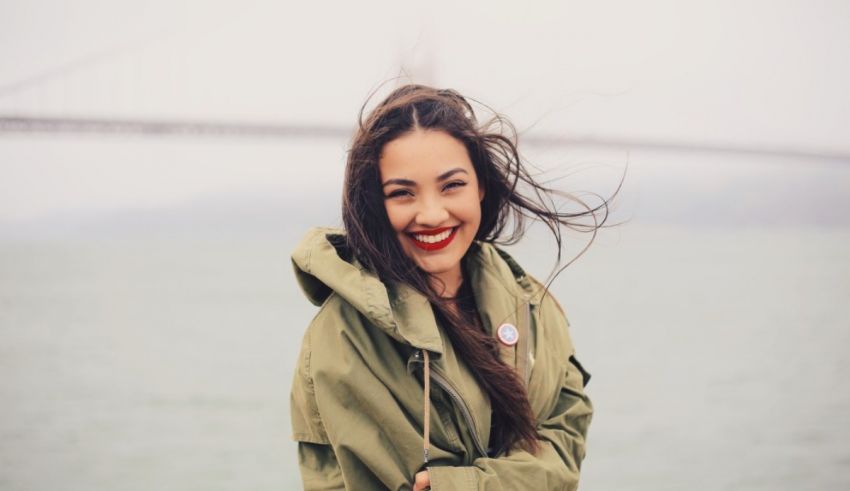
[413,350,489,458]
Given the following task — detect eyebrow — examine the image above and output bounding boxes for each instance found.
[381,167,469,188]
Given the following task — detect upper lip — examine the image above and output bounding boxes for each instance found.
[407,226,456,236]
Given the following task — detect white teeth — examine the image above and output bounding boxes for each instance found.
[414,229,453,243]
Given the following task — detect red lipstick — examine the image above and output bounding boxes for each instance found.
[408,226,458,251]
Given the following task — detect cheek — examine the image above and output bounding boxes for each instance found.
[384,203,406,233]
[464,195,483,225]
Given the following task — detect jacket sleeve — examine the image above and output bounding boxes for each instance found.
[296,442,345,490]
[427,349,593,490]
[290,310,425,491]
[291,325,346,490]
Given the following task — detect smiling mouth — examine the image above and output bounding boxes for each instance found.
[407,226,459,251]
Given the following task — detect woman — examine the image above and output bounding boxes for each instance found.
[291,84,608,490]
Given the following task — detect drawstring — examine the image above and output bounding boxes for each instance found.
[422,349,430,466]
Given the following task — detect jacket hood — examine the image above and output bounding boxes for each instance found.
[291,227,542,353]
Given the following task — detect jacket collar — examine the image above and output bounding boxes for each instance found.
[292,227,540,353]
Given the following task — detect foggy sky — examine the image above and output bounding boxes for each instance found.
[1,0,849,228]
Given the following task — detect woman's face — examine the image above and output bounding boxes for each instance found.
[379,129,484,294]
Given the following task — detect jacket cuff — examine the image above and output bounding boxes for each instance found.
[428,465,478,490]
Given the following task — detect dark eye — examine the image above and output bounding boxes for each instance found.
[386,189,413,199]
[444,180,467,191]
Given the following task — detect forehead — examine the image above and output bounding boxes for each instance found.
[379,130,474,179]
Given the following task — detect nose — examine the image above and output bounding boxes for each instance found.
[414,195,450,228]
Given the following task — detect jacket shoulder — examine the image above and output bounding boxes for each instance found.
[525,274,576,356]
[306,291,377,343]
[525,274,592,386]
[297,291,394,378]
[525,274,569,322]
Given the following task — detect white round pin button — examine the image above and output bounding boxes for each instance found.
[497,323,519,346]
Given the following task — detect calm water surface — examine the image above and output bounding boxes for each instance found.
[1,225,848,490]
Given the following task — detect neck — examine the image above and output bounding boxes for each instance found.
[429,265,463,298]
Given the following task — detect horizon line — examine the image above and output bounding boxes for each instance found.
[2,115,848,163]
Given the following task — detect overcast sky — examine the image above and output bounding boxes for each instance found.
[1,0,848,228]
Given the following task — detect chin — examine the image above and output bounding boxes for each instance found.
[416,260,455,276]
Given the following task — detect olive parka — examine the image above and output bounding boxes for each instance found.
[290,227,593,490]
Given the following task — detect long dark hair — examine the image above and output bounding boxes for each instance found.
[342,83,619,455]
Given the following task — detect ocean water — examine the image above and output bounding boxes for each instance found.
[1,225,848,490]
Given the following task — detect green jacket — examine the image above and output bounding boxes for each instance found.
[290,227,593,490]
